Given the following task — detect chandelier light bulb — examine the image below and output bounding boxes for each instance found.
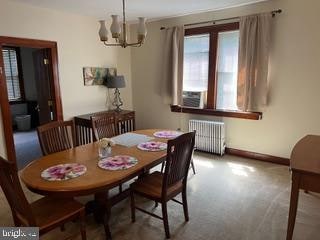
[98,20,108,41]
[137,17,147,43]
[98,0,146,48]
[110,15,121,38]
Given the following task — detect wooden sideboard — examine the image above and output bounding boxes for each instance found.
[74,110,135,145]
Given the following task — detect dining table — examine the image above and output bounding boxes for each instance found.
[286,135,320,240]
[21,129,173,240]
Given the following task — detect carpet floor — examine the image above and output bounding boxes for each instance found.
[13,130,43,169]
[1,152,319,240]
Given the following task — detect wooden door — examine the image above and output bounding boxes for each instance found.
[33,48,55,125]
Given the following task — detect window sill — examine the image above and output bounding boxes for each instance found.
[170,105,262,120]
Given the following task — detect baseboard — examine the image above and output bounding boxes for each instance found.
[225,147,290,166]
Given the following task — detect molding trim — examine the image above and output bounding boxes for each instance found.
[225,147,290,166]
[0,36,63,164]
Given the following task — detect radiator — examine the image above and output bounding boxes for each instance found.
[189,120,225,155]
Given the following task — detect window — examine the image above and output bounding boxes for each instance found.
[2,48,24,102]
[182,23,240,111]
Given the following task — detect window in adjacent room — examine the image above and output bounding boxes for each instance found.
[182,23,239,111]
[2,47,24,102]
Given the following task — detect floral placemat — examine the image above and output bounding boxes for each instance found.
[98,155,138,171]
[153,130,182,139]
[137,141,167,152]
[41,163,87,181]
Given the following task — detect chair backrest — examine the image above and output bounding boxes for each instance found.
[116,112,135,135]
[162,131,196,194]
[37,120,76,156]
[0,157,36,226]
[91,113,117,141]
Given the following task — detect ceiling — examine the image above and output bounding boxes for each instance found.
[12,0,267,21]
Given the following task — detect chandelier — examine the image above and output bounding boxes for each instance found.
[98,0,147,48]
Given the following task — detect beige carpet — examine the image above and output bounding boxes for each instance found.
[1,152,320,240]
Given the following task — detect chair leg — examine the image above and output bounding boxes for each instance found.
[190,159,196,174]
[161,201,170,239]
[154,201,159,208]
[79,211,86,240]
[119,184,123,193]
[12,212,21,227]
[60,224,66,231]
[161,161,165,173]
[182,188,189,222]
[130,190,136,223]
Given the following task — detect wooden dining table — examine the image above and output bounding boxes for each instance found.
[21,129,169,239]
[286,135,320,240]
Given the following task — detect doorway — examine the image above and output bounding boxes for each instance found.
[0,37,63,168]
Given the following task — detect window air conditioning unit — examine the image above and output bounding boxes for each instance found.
[183,91,207,108]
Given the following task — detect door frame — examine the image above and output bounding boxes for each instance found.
[0,36,63,163]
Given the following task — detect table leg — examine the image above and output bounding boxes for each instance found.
[92,191,108,223]
[103,199,112,240]
[286,171,301,240]
[94,191,112,240]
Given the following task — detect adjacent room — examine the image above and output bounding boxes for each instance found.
[0,0,319,239]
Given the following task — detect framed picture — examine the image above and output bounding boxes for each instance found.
[83,67,117,86]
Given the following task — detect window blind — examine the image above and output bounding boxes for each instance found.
[183,34,209,92]
[2,48,22,101]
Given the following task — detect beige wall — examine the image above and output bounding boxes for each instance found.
[0,0,132,158]
[130,0,320,158]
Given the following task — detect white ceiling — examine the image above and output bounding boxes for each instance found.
[12,0,267,21]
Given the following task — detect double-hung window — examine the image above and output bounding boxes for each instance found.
[182,23,243,111]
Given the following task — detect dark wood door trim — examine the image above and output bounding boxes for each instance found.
[0,36,63,163]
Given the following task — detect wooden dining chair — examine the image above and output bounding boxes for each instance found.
[0,156,86,239]
[161,147,196,175]
[91,113,123,193]
[91,113,117,141]
[37,120,76,156]
[130,131,196,239]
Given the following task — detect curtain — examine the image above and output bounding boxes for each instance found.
[237,13,272,112]
[161,26,184,105]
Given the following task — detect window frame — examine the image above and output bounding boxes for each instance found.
[3,47,25,104]
[172,22,262,120]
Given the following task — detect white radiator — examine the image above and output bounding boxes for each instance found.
[189,119,225,155]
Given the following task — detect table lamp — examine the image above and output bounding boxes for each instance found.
[106,75,126,112]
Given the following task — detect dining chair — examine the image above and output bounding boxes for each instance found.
[0,156,86,239]
[37,120,76,156]
[161,147,196,175]
[91,113,123,193]
[130,131,196,239]
[91,113,117,141]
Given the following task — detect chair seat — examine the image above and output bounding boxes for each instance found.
[131,171,182,200]
[30,197,84,232]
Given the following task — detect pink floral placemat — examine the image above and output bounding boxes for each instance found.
[153,130,182,139]
[137,141,167,152]
[98,155,138,171]
[41,163,87,181]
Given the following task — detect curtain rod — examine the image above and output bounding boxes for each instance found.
[160,9,282,30]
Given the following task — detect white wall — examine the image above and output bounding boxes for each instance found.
[130,0,320,158]
[0,0,133,158]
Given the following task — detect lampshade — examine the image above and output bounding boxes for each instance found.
[98,20,108,41]
[106,75,125,88]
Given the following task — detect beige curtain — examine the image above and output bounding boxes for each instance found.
[237,13,272,112]
[161,26,184,105]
